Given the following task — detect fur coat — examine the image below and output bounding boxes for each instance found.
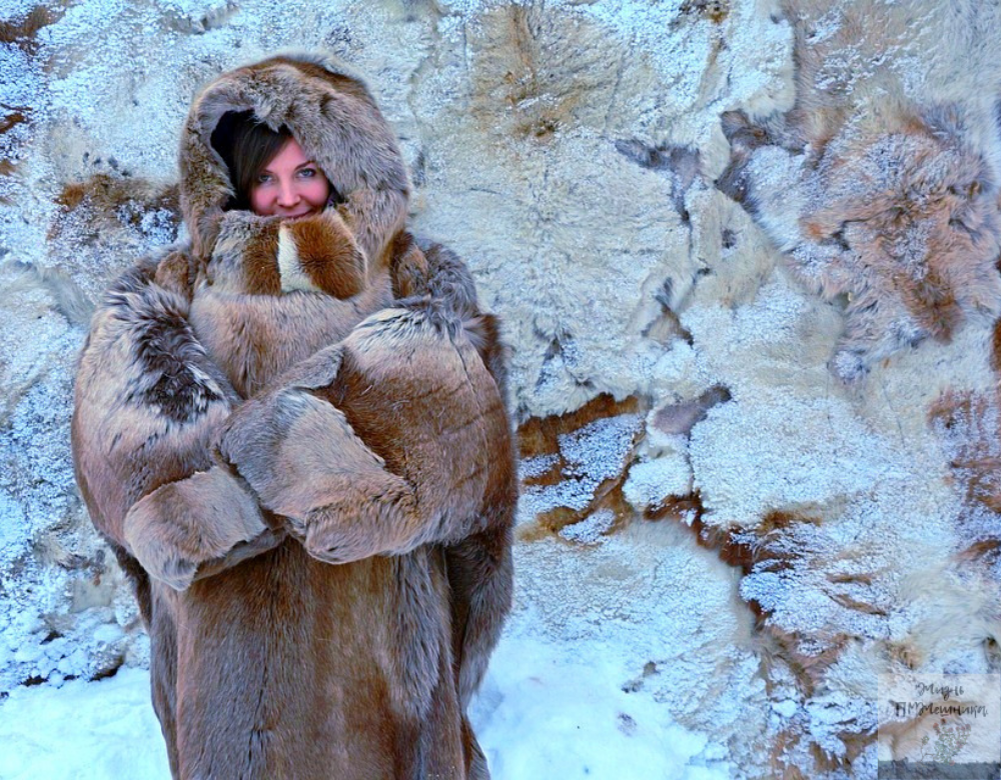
[71,54,516,780]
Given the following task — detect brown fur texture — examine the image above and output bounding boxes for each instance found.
[73,54,515,780]
[190,206,393,398]
[282,209,367,297]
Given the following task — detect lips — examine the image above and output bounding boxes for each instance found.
[279,209,318,221]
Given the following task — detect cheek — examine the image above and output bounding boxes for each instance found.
[305,177,331,206]
[249,185,274,216]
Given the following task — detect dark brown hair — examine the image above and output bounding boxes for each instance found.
[211,111,291,210]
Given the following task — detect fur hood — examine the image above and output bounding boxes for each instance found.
[179,53,409,264]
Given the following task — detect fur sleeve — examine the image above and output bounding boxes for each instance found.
[72,254,279,592]
[390,233,512,403]
[217,302,517,561]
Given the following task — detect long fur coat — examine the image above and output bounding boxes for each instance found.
[71,54,516,780]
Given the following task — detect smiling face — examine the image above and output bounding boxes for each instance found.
[250,138,331,219]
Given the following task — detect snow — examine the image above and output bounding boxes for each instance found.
[0,634,730,780]
[0,668,171,780]
[473,636,727,780]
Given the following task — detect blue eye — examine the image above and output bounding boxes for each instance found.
[257,173,273,184]
[298,167,317,178]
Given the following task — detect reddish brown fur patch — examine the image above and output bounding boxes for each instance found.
[991,318,1001,374]
[0,108,28,136]
[681,504,826,628]
[959,539,1001,560]
[528,483,635,541]
[885,638,922,670]
[53,175,180,235]
[643,492,704,522]
[929,390,1001,569]
[49,176,182,255]
[292,217,365,299]
[518,394,641,459]
[238,232,282,295]
[469,5,583,143]
[929,391,1001,513]
[153,250,197,300]
[692,515,758,576]
[767,728,808,780]
[0,157,15,200]
[897,260,962,343]
[55,181,88,211]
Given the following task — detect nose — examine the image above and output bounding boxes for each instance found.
[276,178,300,208]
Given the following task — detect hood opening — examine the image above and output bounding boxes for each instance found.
[179,54,409,267]
[208,110,345,213]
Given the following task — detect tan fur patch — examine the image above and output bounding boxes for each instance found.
[276,224,320,293]
[240,232,283,295]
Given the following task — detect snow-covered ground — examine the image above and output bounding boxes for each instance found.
[0,631,729,780]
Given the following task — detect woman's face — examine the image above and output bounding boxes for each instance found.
[250,139,331,219]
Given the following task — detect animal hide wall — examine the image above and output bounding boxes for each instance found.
[3,1,1001,777]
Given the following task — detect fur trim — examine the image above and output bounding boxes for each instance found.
[72,259,238,546]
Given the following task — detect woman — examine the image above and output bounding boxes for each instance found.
[212,112,333,219]
[72,54,516,780]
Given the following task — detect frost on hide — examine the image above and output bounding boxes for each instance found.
[929,389,1001,578]
[518,394,644,543]
[0,264,136,694]
[717,0,1001,382]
